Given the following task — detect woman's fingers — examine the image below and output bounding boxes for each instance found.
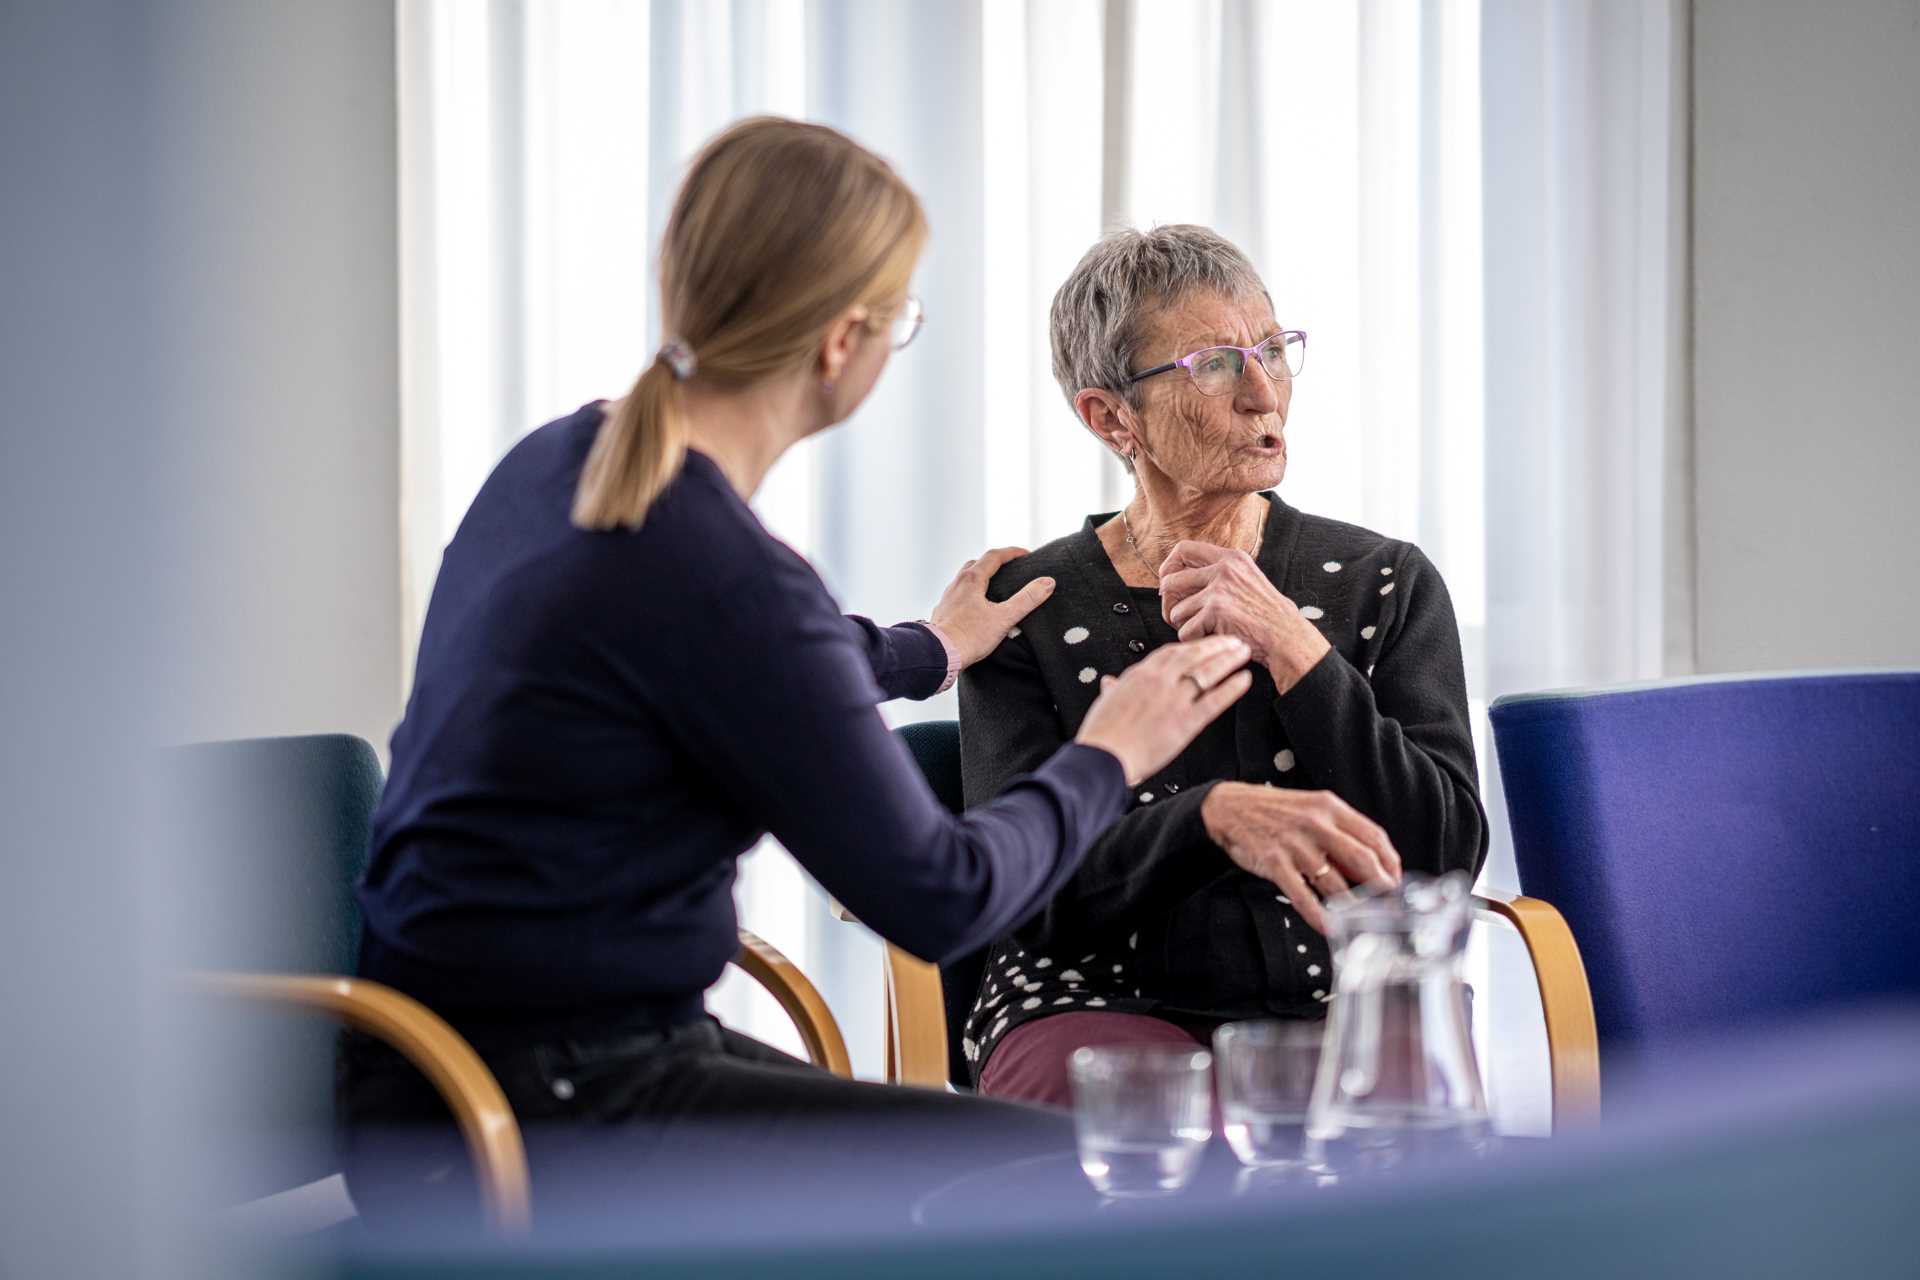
[1159,539,1231,577]
[1157,564,1216,616]
[1074,636,1250,785]
[1321,793,1401,880]
[1270,854,1329,934]
[1323,823,1394,890]
[1140,632,1242,669]
[930,547,1045,669]
[1170,634,1255,692]
[1188,669,1253,724]
[998,575,1057,622]
[1302,855,1351,902]
[1133,632,1234,683]
[1339,809,1401,880]
[1159,566,1214,596]
[1166,589,1208,629]
[969,545,1030,580]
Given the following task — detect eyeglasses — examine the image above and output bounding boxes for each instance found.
[889,295,925,350]
[1127,329,1307,396]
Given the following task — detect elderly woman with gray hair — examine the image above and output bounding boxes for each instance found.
[957,225,1488,1104]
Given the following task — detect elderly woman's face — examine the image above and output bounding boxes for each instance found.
[1128,291,1292,495]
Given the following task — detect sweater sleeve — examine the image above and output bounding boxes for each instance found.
[958,627,1235,951]
[1271,545,1487,877]
[842,615,950,701]
[663,578,1128,965]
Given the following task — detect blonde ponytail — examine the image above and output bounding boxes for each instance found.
[573,359,687,531]
[570,116,927,532]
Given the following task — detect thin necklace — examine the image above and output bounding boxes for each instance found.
[1120,506,1162,583]
[1121,500,1264,585]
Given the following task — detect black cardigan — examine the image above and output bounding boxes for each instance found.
[956,491,1487,1075]
[357,402,1127,1041]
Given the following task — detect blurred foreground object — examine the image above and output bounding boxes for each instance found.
[253,1006,1920,1276]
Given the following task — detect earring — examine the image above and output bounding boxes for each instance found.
[1126,444,1138,463]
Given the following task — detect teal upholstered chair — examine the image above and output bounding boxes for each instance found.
[178,732,850,1237]
[174,734,532,1234]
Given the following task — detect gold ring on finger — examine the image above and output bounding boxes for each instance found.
[1309,863,1334,880]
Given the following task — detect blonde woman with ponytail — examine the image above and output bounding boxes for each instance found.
[344,118,1252,1230]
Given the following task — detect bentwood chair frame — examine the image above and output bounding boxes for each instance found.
[187,734,851,1239]
[192,929,847,1237]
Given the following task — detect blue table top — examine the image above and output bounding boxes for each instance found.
[257,1004,1920,1279]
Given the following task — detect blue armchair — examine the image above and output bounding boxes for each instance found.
[1491,670,1920,1067]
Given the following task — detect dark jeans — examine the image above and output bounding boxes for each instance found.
[338,1016,1077,1244]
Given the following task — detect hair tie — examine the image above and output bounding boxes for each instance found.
[655,338,697,381]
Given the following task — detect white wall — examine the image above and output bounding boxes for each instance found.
[1692,0,1920,672]
[156,0,403,752]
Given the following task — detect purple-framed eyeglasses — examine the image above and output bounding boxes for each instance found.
[1126,329,1308,396]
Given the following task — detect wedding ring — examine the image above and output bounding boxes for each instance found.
[1309,862,1334,880]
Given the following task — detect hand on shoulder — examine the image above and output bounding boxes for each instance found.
[928,546,1055,669]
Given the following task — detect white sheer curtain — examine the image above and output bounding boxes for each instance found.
[1472,0,1690,1133]
[395,0,1687,1090]
[1479,0,1693,883]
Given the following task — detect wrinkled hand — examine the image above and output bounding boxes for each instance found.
[1158,541,1330,694]
[928,546,1055,669]
[1200,781,1402,933]
[1075,636,1254,786]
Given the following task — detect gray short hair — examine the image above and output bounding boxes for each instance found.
[1048,224,1269,414]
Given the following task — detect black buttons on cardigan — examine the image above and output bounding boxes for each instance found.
[1127,639,1147,653]
[1112,601,1131,614]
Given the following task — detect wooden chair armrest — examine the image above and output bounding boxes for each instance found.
[829,906,949,1088]
[849,901,1596,1112]
[734,929,852,1078]
[1472,891,1602,1125]
[882,945,949,1088]
[188,971,531,1236]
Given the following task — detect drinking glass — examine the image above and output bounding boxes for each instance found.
[1213,1020,1323,1168]
[1067,1045,1213,1197]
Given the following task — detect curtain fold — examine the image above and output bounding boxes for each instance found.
[1480,0,1692,882]
[1474,0,1690,1136]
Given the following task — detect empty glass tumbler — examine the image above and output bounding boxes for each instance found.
[1213,1020,1324,1168]
[1068,1045,1213,1196]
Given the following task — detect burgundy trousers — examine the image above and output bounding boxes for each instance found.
[977,1011,1222,1109]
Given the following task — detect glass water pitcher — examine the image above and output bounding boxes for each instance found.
[1304,872,1490,1170]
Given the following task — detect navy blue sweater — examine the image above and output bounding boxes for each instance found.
[357,403,1126,1038]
